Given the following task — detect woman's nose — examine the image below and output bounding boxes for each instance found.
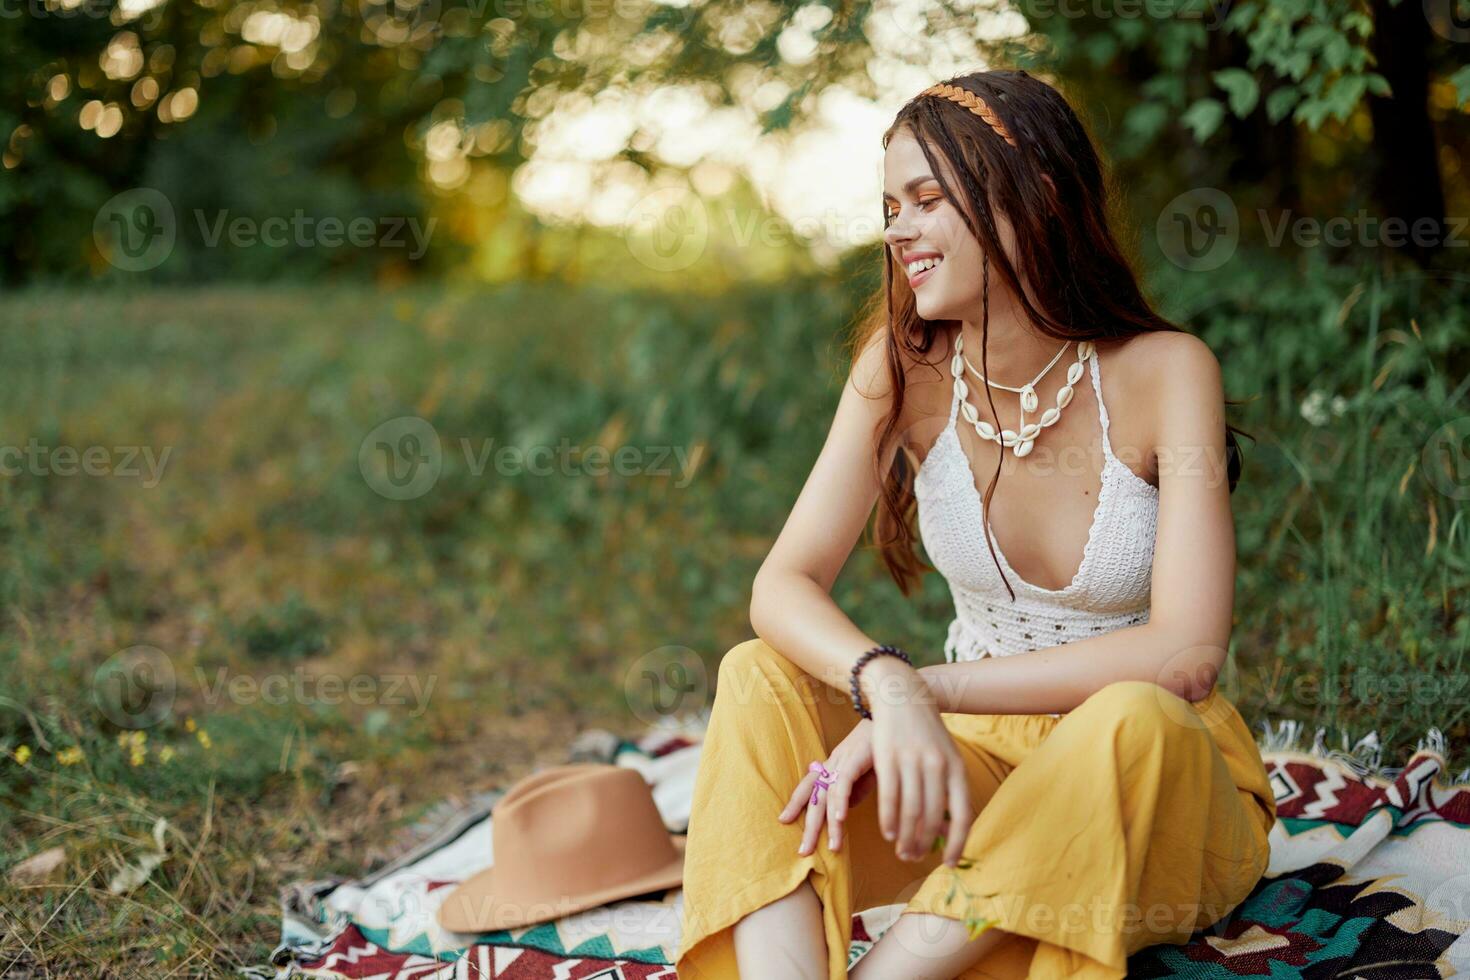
[884,216,914,247]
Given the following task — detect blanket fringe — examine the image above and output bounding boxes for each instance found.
[1257,716,1470,785]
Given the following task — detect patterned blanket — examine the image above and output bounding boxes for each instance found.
[247,714,1470,979]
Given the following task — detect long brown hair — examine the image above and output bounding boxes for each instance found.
[854,68,1249,598]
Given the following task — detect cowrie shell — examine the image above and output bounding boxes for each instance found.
[1078,341,1094,360]
[954,378,968,400]
[1056,384,1074,409]
[1020,384,1038,413]
[1014,437,1035,458]
[951,354,965,377]
[961,402,979,424]
[977,420,996,439]
[1066,362,1084,386]
[1018,422,1040,440]
[1039,408,1060,426]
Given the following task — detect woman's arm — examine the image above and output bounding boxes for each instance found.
[918,332,1237,715]
[750,331,971,864]
[748,332,932,709]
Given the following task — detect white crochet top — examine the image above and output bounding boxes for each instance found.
[914,341,1159,713]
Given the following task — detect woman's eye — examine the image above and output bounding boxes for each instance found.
[885,198,941,221]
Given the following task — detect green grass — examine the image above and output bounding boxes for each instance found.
[0,253,1467,974]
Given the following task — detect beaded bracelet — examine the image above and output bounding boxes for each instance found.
[849,644,913,720]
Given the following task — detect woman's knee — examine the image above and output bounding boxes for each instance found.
[1077,679,1208,744]
[716,638,813,707]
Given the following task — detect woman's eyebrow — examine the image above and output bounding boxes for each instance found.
[881,175,937,201]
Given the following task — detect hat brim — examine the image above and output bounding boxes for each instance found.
[436,833,686,934]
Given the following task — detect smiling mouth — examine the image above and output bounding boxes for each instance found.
[907,256,942,288]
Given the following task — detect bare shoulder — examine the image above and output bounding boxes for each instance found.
[1107,329,1221,404]
[1100,330,1222,483]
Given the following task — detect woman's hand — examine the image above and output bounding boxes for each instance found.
[777,719,878,857]
[864,659,975,868]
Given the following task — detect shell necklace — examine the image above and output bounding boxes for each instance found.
[950,332,1096,458]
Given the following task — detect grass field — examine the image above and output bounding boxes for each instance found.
[2,254,1468,974]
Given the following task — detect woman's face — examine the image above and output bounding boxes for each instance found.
[881,127,1018,322]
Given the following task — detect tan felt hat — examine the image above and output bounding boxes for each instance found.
[436,763,686,933]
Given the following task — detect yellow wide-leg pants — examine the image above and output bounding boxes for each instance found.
[674,638,1278,979]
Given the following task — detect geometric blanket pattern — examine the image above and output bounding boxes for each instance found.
[247,714,1470,979]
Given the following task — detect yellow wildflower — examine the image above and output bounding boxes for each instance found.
[195,729,212,750]
[56,746,84,766]
[117,731,148,754]
[158,746,176,763]
[12,745,31,765]
[184,718,197,732]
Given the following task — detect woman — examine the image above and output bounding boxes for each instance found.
[673,69,1277,980]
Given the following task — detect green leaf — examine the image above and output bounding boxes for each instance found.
[1213,68,1261,116]
[1113,19,1150,46]
[1326,74,1367,118]
[1082,32,1119,67]
[1364,72,1392,97]
[1293,98,1333,129]
[1265,85,1302,122]
[1324,34,1352,71]
[1125,101,1172,141]
[1299,24,1339,50]
[1223,0,1259,28]
[1181,97,1227,141]
[1142,73,1187,107]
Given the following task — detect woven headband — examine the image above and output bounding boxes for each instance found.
[919,82,1019,149]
